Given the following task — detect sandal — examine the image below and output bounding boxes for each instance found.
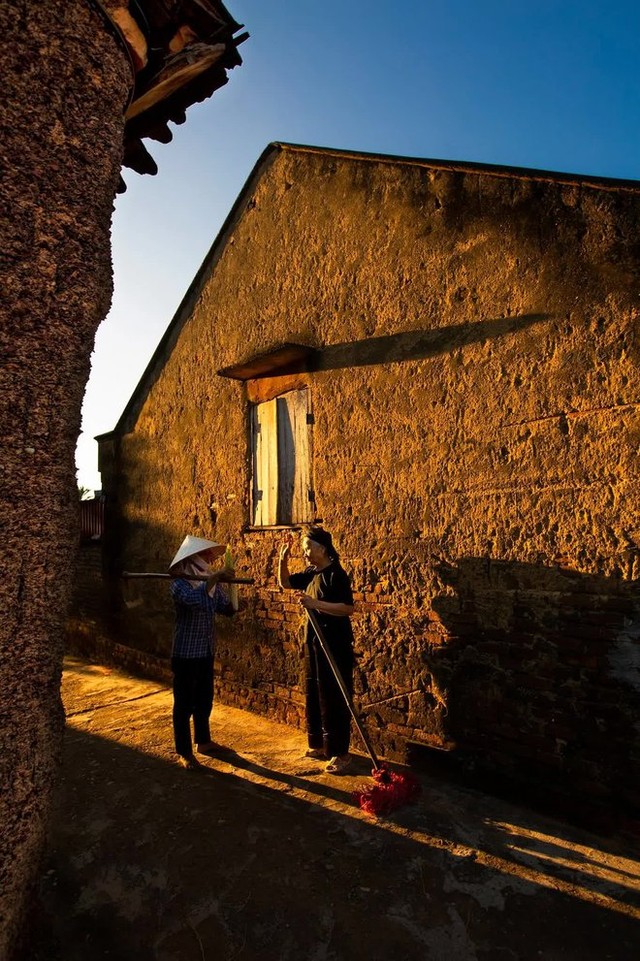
[177,754,202,771]
[304,748,326,760]
[325,755,352,774]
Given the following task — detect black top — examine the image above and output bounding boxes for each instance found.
[289,562,354,645]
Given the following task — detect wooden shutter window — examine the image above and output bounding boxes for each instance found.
[251,389,313,526]
[277,389,313,524]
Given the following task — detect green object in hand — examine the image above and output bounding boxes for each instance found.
[224,545,239,611]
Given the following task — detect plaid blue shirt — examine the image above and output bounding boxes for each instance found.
[170,579,231,658]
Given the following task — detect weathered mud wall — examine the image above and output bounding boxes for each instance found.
[0,2,129,956]
[97,146,640,814]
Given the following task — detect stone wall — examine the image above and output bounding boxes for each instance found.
[0,3,130,957]
[99,145,640,817]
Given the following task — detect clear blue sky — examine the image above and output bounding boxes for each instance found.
[76,0,640,491]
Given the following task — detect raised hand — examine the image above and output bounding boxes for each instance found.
[279,532,294,560]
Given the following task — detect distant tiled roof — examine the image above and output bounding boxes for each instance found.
[96,0,247,190]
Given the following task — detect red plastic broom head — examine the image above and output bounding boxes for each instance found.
[353,764,421,816]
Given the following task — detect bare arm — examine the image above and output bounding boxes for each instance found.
[278,535,293,589]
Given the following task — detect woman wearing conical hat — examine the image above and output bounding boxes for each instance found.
[168,535,236,770]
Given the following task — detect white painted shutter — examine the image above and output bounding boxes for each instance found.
[251,399,278,525]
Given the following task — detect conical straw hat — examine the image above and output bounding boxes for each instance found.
[169,535,224,569]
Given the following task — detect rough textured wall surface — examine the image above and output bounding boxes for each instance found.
[100,146,640,817]
[0,3,129,956]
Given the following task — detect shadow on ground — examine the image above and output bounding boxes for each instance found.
[25,656,640,961]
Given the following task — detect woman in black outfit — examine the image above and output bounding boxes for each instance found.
[278,526,355,774]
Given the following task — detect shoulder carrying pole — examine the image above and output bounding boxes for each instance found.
[122,572,254,584]
[306,609,380,771]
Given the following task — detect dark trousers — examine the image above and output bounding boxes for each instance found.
[306,636,353,757]
[171,656,214,757]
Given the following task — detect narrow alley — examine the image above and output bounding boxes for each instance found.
[30,656,640,960]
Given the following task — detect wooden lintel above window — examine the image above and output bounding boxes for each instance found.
[218,343,317,381]
[246,373,309,404]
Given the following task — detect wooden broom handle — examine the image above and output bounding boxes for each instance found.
[306,609,381,770]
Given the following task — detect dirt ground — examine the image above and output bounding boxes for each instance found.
[28,655,640,960]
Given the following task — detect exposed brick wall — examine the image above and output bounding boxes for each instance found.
[95,146,640,817]
[84,530,640,818]
[69,543,108,623]
[422,560,640,809]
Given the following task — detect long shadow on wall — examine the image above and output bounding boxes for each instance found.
[309,313,550,372]
[416,556,640,831]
